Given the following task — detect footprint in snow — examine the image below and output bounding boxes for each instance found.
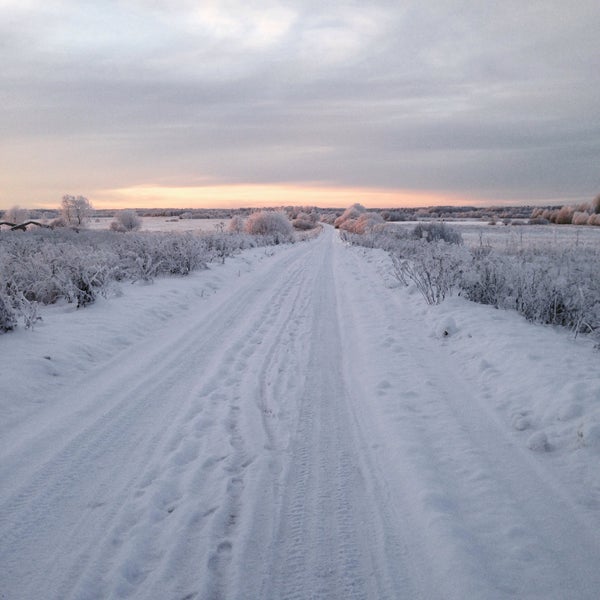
[527,431,550,452]
[171,439,200,467]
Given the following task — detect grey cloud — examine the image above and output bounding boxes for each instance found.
[1,0,599,205]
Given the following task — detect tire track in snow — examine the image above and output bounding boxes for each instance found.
[241,234,403,600]
[198,242,320,600]
[80,244,313,600]
[0,241,319,600]
[200,237,325,600]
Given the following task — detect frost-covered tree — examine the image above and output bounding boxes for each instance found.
[591,194,600,215]
[61,195,93,228]
[4,205,29,224]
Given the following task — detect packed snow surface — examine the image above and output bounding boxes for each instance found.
[1,227,600,599]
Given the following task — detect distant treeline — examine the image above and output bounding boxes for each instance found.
[2,200,598,225]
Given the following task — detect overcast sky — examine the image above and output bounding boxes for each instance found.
[1,0,599,209]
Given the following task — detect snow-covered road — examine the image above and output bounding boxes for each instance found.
[2,227,600,599]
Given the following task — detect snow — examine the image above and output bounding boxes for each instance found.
[388,220,600,250]
[1,226,600,599]
[88,216,231,233]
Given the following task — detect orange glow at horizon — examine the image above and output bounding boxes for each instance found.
[88,183,479,210]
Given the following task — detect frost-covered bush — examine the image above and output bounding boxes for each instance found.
[203,231,257,263]
[0,292,17,333]
[412,223,463,244]
[111,210,142,232]
[157,234,209,275]
[555,206,573,224]
[459,245,600,333]
[292,212,318,230]
[110,234,162,282]
[461,249,510,307]
[339,212,385,234]
[227,215,245,233]
[393,242,469,304]
[59,250,115,307]
[572,211,590,225]
[0,224,295,332]
[0,231,117,309]
[244,211,294,242]
[344,225,600,336]
[107,232,211,280]
[588,214,600,226]
[334,203,366,229]
[3,205,29,225]
[340,227,414,255]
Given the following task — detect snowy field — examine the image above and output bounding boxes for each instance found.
[389,220,600,250]
[35,215,600,250]
[1,226,600,599]
[88,216,231,233]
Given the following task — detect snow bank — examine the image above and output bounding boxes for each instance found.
[0,245,290,432]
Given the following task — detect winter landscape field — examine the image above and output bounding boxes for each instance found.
[88,217,233,234]
[3,0,600,596]
[1,216,599,599]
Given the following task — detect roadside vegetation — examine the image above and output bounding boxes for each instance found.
[0,204,302,333]
[340,210,600,341]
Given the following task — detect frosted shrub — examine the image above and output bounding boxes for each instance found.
[112,234,163,282]
[588,214,600,226]
[227,215,245,233]
[572,211,590,225]
[0,293,16,332]
[340,227,412,253]
[292,212,318,230]
[460,244,511,307]
[463,246,600,334]
[111,209,142,232]
[334,203,366,229]
[508,261,565,324]
[14,292,40,329]
[395,241,469,305]
[340,212,385,234]
[158,234,208,275]
[202,232,256,264]
[244,211,294,243]
[62,251,116,307]
[555,206,574,225]
[0,231,116,314]
[344,224,600,338]
[0,223,296,332]
[412,223,463,244]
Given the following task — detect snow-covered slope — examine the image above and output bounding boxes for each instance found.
[1,227,599,599]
